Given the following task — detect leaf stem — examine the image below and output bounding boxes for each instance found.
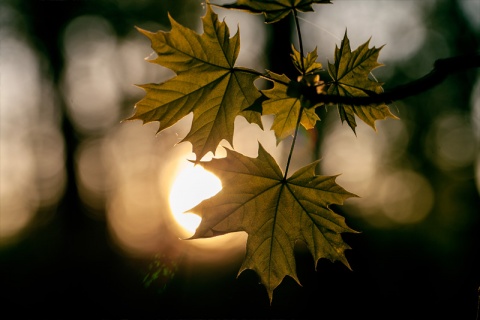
[293,9,306,75]
[284,104,304,179]
[284,10,306,179]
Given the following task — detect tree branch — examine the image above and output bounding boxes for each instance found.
[302,54,480,106]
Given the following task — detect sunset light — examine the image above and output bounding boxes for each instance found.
[168,163,222,237]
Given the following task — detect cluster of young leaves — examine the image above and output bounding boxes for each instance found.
[128,0,397,302]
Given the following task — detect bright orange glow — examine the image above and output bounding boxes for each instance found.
[162,155,247,264]
[169,163,222,237]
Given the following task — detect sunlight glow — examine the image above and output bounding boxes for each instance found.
[169,164,222,236]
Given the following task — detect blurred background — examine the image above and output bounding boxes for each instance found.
[1,0,479,318]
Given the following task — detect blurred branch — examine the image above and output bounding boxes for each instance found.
[302,54,480,106]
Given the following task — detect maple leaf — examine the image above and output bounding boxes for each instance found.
[262,71,321,144]
[216,0,332,23]
[291,44,323,74]
[128,5,262,161]
[189,144,358,302]
[327,31,398,133]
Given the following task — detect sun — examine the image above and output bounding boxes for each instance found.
[168,163,222,236]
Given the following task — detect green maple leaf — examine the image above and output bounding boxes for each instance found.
[262,71,320,144]
[128,5,262,161]
[216,0,332,23]
[327,32,398,133]
[190,144,358,302]
[291,44,323,74]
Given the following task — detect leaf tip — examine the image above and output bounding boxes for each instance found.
[135,25,153,38]
[350,126,358,136]
[390,112,401,120]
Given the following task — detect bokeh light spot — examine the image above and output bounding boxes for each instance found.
[302,0,429,63]
[0,12,65,245]
[62,15,121,134]
[378,170,434,224]
[426,112,476,171]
